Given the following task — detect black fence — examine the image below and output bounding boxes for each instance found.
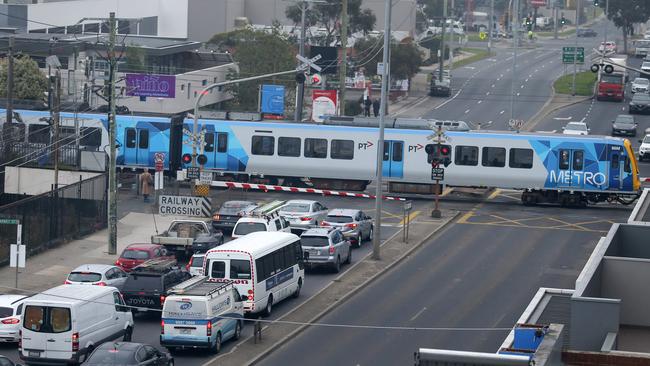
[0,174,108,265]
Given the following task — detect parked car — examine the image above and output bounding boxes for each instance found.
[231,201,291,239]
[212,200,258,232]
[577,28,597,37]
[279,200,329,233]
[320,209,373,247]
[0,295,27,343]
[151,220,224,255]
[0,355,22,366]
[65,264,128,290]
[300,227,351,273]
[121,258,191,314]
[562,122,589,135]
[629,93,650,114]
[611,115,638,136]
[186,253,206,276]
[84,342,173,366]
[638,133,650,161]
[115,243,174,272]
[631,78,650,94]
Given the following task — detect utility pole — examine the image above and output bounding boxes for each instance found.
[488,0,494,53]
[339,0,348,116]
[372,0,391,261]
[107,12,118,255]
[294,1,308,122]
[553,3,558,40]
[7,37,14,124]
[438,0,447,84]
[53,71,61,190]
[509,0,519,123]
[602,0,608,62]
[571,0,580,96]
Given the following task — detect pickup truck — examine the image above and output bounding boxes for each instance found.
[151,220,224,255]
[429,69,452,97]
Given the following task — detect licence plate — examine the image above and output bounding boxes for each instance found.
[180,329,192,335]
[28,351,40,357]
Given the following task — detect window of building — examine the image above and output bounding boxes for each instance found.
[455,146,478,166]
[481,147,506,167]
[509,148,534,169]
[278,137,301,157]
[330,139,354,160]
[304,138,327,158]
[251,136,275,155]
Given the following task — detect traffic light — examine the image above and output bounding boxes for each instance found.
[594,0,599,6]
[182,153,192,164]
[425,144,452,167]
[197,154,208,165]
[560,17,566,25]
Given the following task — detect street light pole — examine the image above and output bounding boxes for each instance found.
[509,0,519,124]
[294,1,308,122]
[107,11,117,255]
[488,0,494,53]
[571,0,580,96]
[372,0,392,261]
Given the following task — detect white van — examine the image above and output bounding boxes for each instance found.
[204,231,304,316]
[161,277,244,354]
[19,285,134,365]
[231,200,291,239]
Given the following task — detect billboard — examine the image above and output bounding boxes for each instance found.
[260,84,285,115]
[312,90,338,122]
[126,74,176,98]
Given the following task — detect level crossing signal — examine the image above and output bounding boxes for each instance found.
[182,153,208,165]
[425,144,452,167]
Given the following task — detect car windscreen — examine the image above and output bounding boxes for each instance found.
[68,272,102,282]
[566,124,586,131]
[121,249,150,260]
[85,349,137,364]
[233,222,266,235]
[190,256,205,268]
[163,298,208,319]
[644,136,650,144]
[123,275,162,291]
[301,236,330,247]
[23,306,71,333]
[282,203,310,212]
[0,307,12,318]
[635,79,649,85]
[325,215,354,223]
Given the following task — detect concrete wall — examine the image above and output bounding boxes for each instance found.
[187,0,244,42]
[602,256,650,327]
[4,166,101,196]
[605,225,650,259]
[570,296,620,351]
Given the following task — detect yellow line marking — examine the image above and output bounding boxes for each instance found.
[458,220,608,233]
[487,214,527,226]
[457,210,475,224]
[545,217,592,231]
[487,189,502,200]
[398,210,421,226]
[440,187,454,197]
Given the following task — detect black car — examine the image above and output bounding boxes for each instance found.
[0,356,22,366]
[121,259,191,314]
[211,200,257,232]
[85,342,173,366]
[629,93,650,114]
[577,28,597,37]
[612,115,638,136]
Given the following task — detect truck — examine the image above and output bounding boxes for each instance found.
[429,69,452,97]
[596,55,627,102]
[152,219,224,256]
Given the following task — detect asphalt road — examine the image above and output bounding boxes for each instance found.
[256,195,632,366]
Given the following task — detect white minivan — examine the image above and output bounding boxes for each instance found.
[161,277,244,354]
[20,285,134,365]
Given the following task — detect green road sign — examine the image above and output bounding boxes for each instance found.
[562,46,584,64]
[0,219,19,225]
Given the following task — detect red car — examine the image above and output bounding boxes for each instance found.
[115,243,173,272]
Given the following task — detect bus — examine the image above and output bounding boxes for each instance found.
[204,231,304,316]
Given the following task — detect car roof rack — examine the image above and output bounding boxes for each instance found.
[169,276,233,297]
[247,200,286,220]
[132,258,178,273]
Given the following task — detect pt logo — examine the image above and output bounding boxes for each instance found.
[358,141,374,150]
[408,144,424,152]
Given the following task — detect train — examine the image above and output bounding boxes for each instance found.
[0,108,641,206]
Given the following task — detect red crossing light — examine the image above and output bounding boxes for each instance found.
[182,153,192,164]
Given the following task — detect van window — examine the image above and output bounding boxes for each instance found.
[233,222,266,236]
[23,306,71,333]
[211,261,226,279]
[24,306,44,331]
[230,260,251,280]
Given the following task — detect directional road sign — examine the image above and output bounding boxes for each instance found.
[562,47,584,64]
[0,219,19,225]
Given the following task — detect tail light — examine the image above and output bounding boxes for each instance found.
[160,295,166,304]
[300,217,312,221]
[345,223,358,229]
[247,289,254,301]
[161,319,165,334]
[64,280,72,284]
[95,282,107,286]
[213,214,220,221]
[329,246,335,255]
[1,317,20,324]
[320,221,330,227]
[206,321,212,336]
[115,260,121,266]
[72,332,79,352]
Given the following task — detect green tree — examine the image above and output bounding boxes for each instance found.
[597,0,650,54]
[0,55,48,100]
[208,27,297,113]
[125,46,146,73]
[285,0,376,46]
[354,36,422,80]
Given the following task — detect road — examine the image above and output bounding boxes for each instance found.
[257,194,632,366]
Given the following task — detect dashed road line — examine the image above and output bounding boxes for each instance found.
[500,110,505,114]
[465,109,470,114]
[477,100,482,104]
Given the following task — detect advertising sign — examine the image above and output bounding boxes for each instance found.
[126,74,176,98]
[311,90,338,122]
[260,84,285,115]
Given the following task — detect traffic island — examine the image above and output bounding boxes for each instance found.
[206,211,459,366]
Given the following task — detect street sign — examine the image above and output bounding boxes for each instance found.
[0,219,18,225]
[154,152,166,163]
[296,54,322,72]
[186,167,200,180]
[159,195,212,217]
[479,31,487,40]
[562,46,585,64]
[403,201,412,211]
[199,171,212,185]
[431,167,445,180]
[10,244,25,268]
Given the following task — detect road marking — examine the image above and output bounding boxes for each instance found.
[525,78,529,82]
[579,117,585,122]
[528,74,533,78]
[536,130,557,133]
[464,66,476,70]
[477,100,482,104]
[486,92,490,95]
[465,109,470,113]
[500,110,505,114]
[491,84,495,88]
[410,307,427,322]
[500,74,504,78]
[497,78,501,81]
[517,92,520,96]
[434,88,463,109]
[457,211,475,224]
[487,189,502,200]
[520,85,524,88]
[398,210,421,227]
[553,116,572,120]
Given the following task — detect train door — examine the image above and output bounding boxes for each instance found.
[203,132,228,170]
[124,127,150,165]
[382,140,404,179]
[557,149,584,189]
[608,145,622,190]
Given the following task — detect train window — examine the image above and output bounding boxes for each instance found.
[138,129,149,149]
[126,129,136,148]
[217,133,228,152]
[559,150,570,170]
[80,127,101,148]
[455,146,478,166]
[204,133,215,152]
[28,125,50,144]
[624,156,631,173]
[392,142,403,162]
[331,140,354,160]
[278,137,301,157]
[611,154,619,169]
[383,142,389,161]
[509,148,533,169]
[481,147,506,167]
[304,138,327,159]
[251,136,275,155]
[572,150,584,171]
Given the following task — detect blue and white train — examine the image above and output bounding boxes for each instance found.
[0,109,641,206]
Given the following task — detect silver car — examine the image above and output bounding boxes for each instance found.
[65,264,128,290]
[300,227,351,273]
[321,209,374,247]
[279,199,328,233]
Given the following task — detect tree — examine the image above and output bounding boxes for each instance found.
[285,0,376,46]
[0,55,48,100]
[597,0,650,54]
[208,27,297,113]
[354,36,422,80]
[125,46,146,73]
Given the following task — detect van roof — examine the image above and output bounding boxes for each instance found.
[25,284,115,305]
[207,231,298,258]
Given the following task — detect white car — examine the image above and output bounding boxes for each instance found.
[562,122,590,136]
[631,78,650,94]
[0,294,27,343]
[644,31,650,40]
[639,134,650,161]
[65,264,128,290]
[642,62,650,73]
[279,200,329,233]
[598,41,617,53]
[186,253,206,276]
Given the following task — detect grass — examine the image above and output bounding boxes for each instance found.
[538,28,576,37]
[467,32,487,42]
[553,71,597,96]
[451,48,495,69]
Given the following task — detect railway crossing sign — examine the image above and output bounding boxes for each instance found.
[159,195,211,217]
[296,54,322,72]
[562,47,584,64]
[431,167,445,180]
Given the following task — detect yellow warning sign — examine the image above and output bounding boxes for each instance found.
[479,31,487,40]
[194,184,210,197]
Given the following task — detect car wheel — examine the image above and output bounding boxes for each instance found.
[366,226,374,242]
[355,234,362,248]
[332,256,341,273]
[263,296,273,317]
[212,332,222,354]
[345,248,352,264]
[123,326,133,342]
[292,278,302,299]
[233,321,242,340]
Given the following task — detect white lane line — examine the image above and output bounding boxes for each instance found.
[434,88,463,110]
[465,109,470,114]
[535,69,539,72]
[410,307,427,321]
[500,110,505,114]
[517,92,521,96]
[525,79,529,82]
[486,92,490,95]
[477,100,483,104]
[528,74,533,78]
[497,78,501,81]
[491,84,495,88]
[579,117,586,122]
[520,85,525,89]
[500,74,504,78]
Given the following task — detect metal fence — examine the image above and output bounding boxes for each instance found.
[0,173,108,265]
